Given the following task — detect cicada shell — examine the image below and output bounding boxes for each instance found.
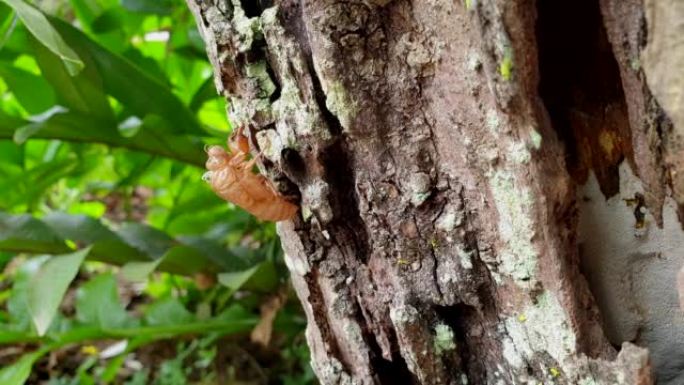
[203,128,298,222]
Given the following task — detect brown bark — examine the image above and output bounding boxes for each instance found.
[186,0,684,383]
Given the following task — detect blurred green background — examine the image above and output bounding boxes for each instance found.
[0,0,313,384]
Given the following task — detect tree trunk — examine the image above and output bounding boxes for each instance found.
[186,0,684,384]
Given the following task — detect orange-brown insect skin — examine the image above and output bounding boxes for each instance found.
[204,128,298,222]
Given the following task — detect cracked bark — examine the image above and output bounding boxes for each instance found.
[185,0,684,383]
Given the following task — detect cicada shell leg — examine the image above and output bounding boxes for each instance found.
[228,126,251,155]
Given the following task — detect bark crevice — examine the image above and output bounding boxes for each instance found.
[537,0,632,197]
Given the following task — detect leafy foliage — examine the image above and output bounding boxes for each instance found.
[0,0,312,383]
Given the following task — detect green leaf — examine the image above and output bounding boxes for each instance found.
[0,250,12,269]
[0,2,14,50]
[0,212,69,254]
[178,235,248,271]
[0,110,205,166]
[0,156,79,209]
[120,259,161,282]
[116,222,175,258]
[76,273,133,329]
[241,260,279,293]
[13,106,67,143]
[0,212,239,276]
[48,16,204,136]
[144,297,194,326]
[90,8,122,33]
[156,245,212,275]
[28,247,89,335]
[189,76,218,112]
[121,0,173,15]
[30,32,113,121]
[0,141,22,168]
[42,212,147,265]
[214,303,256,322]
[163,180,229,227]
[0,350,46,385]
[218,264,260,292]
[68,0,104,28]
[120,48,169,85]
[0,0,83,75]
[7,256,49,332]
[0,19,28,59]
[0,63,56,113]
[42,212,114,243]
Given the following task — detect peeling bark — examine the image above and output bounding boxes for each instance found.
[641,0,684,224]
[184,0,684,383]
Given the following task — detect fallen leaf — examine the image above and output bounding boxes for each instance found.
[250,287,288,347]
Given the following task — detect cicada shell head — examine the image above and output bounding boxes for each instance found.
[205,145,229,171]
[205,166,239,197]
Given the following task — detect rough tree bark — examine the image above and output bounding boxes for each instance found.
[186,0,684,384]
